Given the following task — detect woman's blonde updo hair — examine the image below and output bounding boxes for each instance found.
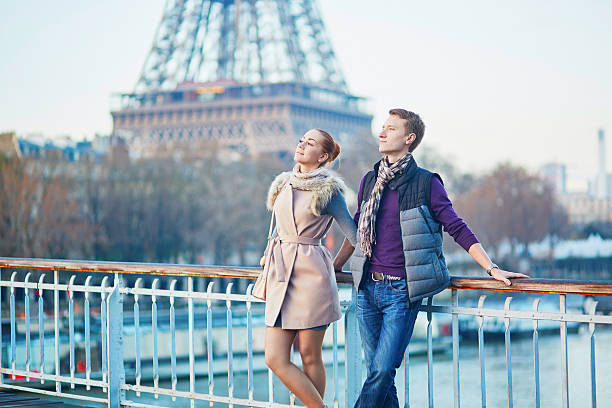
[315,128,340,166]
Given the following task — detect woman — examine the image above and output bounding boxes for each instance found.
[259,129,357,408]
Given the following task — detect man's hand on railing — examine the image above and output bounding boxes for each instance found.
[259,256,266,268]
[467,243,530,286]
[490,268,530,286]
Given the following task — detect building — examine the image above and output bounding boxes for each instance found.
[112,81,372,158]
[111,0,373,158]
[540,162,567,194]
[16,134,112,162]
[0,132,22,160]
[588,129,610,199]
[556,129,612,226]
[559,193,612,226]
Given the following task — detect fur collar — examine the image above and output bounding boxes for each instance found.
[266,171,347,216]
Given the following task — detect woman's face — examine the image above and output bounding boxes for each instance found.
[294,129,328,167]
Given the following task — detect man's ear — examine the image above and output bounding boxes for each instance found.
[406,133,416,145]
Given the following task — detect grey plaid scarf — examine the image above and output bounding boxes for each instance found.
[359,153,412,257]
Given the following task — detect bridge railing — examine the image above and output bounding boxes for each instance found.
[0,257,611,408]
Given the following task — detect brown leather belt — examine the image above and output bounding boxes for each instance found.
[371,272,403,282]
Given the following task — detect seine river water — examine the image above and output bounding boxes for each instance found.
[123,328,612,407]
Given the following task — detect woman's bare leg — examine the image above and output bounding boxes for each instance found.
[298,328,327,398]
[265,327,324,408]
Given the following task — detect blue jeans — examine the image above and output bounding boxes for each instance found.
[355,276,422,408]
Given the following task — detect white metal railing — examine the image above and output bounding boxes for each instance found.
[0,258,611,407]
[0,269,110,405]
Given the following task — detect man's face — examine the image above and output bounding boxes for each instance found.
[378,115,413,156]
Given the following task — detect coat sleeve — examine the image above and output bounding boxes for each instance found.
[322,192,358,246]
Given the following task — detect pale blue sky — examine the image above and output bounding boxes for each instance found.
[1,1,611,189]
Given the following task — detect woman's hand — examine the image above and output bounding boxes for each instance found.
[491,268,530,286]
[260,255,266,268]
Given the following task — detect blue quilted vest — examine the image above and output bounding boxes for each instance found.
[350,157,450,303]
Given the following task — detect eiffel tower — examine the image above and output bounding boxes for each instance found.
[111,0,372,157]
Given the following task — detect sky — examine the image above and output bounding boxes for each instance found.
[1,1,611,190]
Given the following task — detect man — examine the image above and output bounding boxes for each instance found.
[333,108,528,407]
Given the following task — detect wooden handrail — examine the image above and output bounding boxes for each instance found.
[1,257,611,296]
[448,276,612,296]
[0,257,260,279]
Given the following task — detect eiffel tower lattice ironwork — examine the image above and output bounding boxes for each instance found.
[111,0,372,157]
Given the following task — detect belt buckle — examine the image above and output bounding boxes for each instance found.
[372,272,402,282]
[371,272,384,282]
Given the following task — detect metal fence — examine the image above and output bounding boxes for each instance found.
[0,257,611,408]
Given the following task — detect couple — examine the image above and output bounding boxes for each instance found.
[255,108,528,407]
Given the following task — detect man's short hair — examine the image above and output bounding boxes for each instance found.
[389,108,425,152]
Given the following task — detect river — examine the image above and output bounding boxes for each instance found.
[120,328,612,407]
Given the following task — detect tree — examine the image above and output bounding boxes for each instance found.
[454,163,565,260]
[0,159,93,258]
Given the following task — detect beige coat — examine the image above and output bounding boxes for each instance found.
[262,183,341,329]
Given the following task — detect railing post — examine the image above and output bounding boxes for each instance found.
[426,296,434,408]
[560,294,569,408]
[345,286,362,408]
[0,269,3,386]
[588,301,598,408]
[452,289,460,408]
[53,270,60,391]
[532,298,541,408]
[504,297,513,408]
[108,273,125,408]
[477,295,487,407]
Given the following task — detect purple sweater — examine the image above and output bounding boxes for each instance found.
[354,176,479,277]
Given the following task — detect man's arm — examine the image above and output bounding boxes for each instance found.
[333,238,355,272]
[430,177,529,285]
[467,243,529,286]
